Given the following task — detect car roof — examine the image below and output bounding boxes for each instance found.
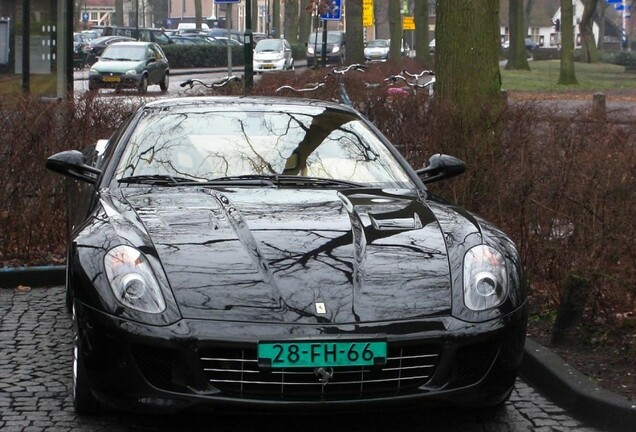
[106,41,156,47]
[141,96,357,114]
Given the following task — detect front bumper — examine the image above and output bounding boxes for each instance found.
[89,74,141,89]
[253,58,286,72]
[76,301,527,414]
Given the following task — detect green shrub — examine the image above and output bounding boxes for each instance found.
[162,45,245,68]
[533,48,561,61]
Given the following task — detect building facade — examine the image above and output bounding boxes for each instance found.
[0,0,74,98]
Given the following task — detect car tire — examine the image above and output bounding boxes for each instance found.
[72,306,101,415]
[159,72,169,92]
[138,75,148,94]
[87,81,97,92]
[288,60,295,71]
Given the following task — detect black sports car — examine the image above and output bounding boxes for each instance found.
[46,97,527,415]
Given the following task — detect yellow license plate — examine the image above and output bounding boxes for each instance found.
[103,76,120,83]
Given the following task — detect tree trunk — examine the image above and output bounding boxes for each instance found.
[115,0,124,26]
[299,2,312,44]
[388,0,402,65]
[506,0,530,70]
[284,0,300,43]
[524,0,535,35]
[346,0,365,64]
[558,0,578,85]
[435,0,502,108]
[273,0,281,38]
[434,0,504,209]
[414,0,430,64]
[252,0,260,34]
[195,0,202,29]
[579,0,599,63]
[598,1,608,50]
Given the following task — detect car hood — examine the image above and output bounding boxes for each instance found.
[93,59,144,73]
[114,187,456,324]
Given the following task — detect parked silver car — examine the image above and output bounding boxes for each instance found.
[253,38,294,72]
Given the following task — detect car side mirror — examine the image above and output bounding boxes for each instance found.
[415,154,465,184]
[46,150,102,184]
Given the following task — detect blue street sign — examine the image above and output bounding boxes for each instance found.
[615,4,632,11]
[606,0,622,3]
[214,0,240,4]
[82,12,89,22]
[320,0,342,21]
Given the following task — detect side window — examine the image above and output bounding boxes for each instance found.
[153,32,170,45]
[139,30,151,42]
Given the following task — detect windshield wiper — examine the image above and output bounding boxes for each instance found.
[277,176,365,188]
[117,174,197,185]
[203,175,364,188]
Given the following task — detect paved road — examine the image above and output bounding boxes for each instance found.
[0,287,602,432]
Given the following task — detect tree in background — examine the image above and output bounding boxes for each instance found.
[299,2,312,44]
[194,0,203,29]
[346,0,365,64]
[524,0,535,34]
[597,1,609,50]
[558,0,578,84]
[579,0,600,63]
[273,0,281,38]
[414,0,430,64]
[388,0,402,65]
[435,0,502,109]
[284,0,300,43]
[506,0,530,70]
[115,0,124,26]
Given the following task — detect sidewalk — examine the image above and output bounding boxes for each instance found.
[1,265,634,431]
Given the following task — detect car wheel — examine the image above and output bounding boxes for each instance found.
[87,81,97,92]
[72,305,100,415]
[289,60,295,71]
[138,75,148,94]
[159,72,169,92]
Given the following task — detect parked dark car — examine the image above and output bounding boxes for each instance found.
[101,26,173,45]
[306,31,346,67]
[88,41,169,93]
[87,35,136,58]
[46,97,527,415]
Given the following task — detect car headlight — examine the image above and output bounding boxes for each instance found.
[332,46,340,53]
[89,68,99,75]
[308,46,315,54]
[463,245,508,311]
[125,69,138,76]
[104,245,166,314]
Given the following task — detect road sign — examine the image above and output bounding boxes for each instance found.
[403,16,415,30]
[363,0,374,27]
[214,0,240,4]
[82,12,89,22]
[321,0,342,21]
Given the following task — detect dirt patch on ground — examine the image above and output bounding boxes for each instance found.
[526,311,636,402]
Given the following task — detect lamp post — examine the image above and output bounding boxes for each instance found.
[244,0,253,91]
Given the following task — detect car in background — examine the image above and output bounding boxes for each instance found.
[87,35,136,58]
[169,35,210,45]
[73,33,91,67]
[88,41,169,94]
[306,31,346,67]
[101,26,173,45]
[253,38,294,72]
[46,96,527,416]
[207,36,242,47]
[501,38,539,52]
[364,39,390,62]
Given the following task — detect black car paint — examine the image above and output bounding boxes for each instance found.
[54,97,527,413]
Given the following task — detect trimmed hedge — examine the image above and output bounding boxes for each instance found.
[162,43,307,69]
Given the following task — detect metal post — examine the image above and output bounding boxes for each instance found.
[244,0,253,92]
[22,0,30,94]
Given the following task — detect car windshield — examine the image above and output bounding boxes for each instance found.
[308,32,342,44]
[255,39,283,52]
[113,106,415,189]
[366,40,388,48]
[101,45,146,60]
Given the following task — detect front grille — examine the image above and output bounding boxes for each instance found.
[200,344,441,401]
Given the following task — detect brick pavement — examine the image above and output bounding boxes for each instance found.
[0,287,603,432]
